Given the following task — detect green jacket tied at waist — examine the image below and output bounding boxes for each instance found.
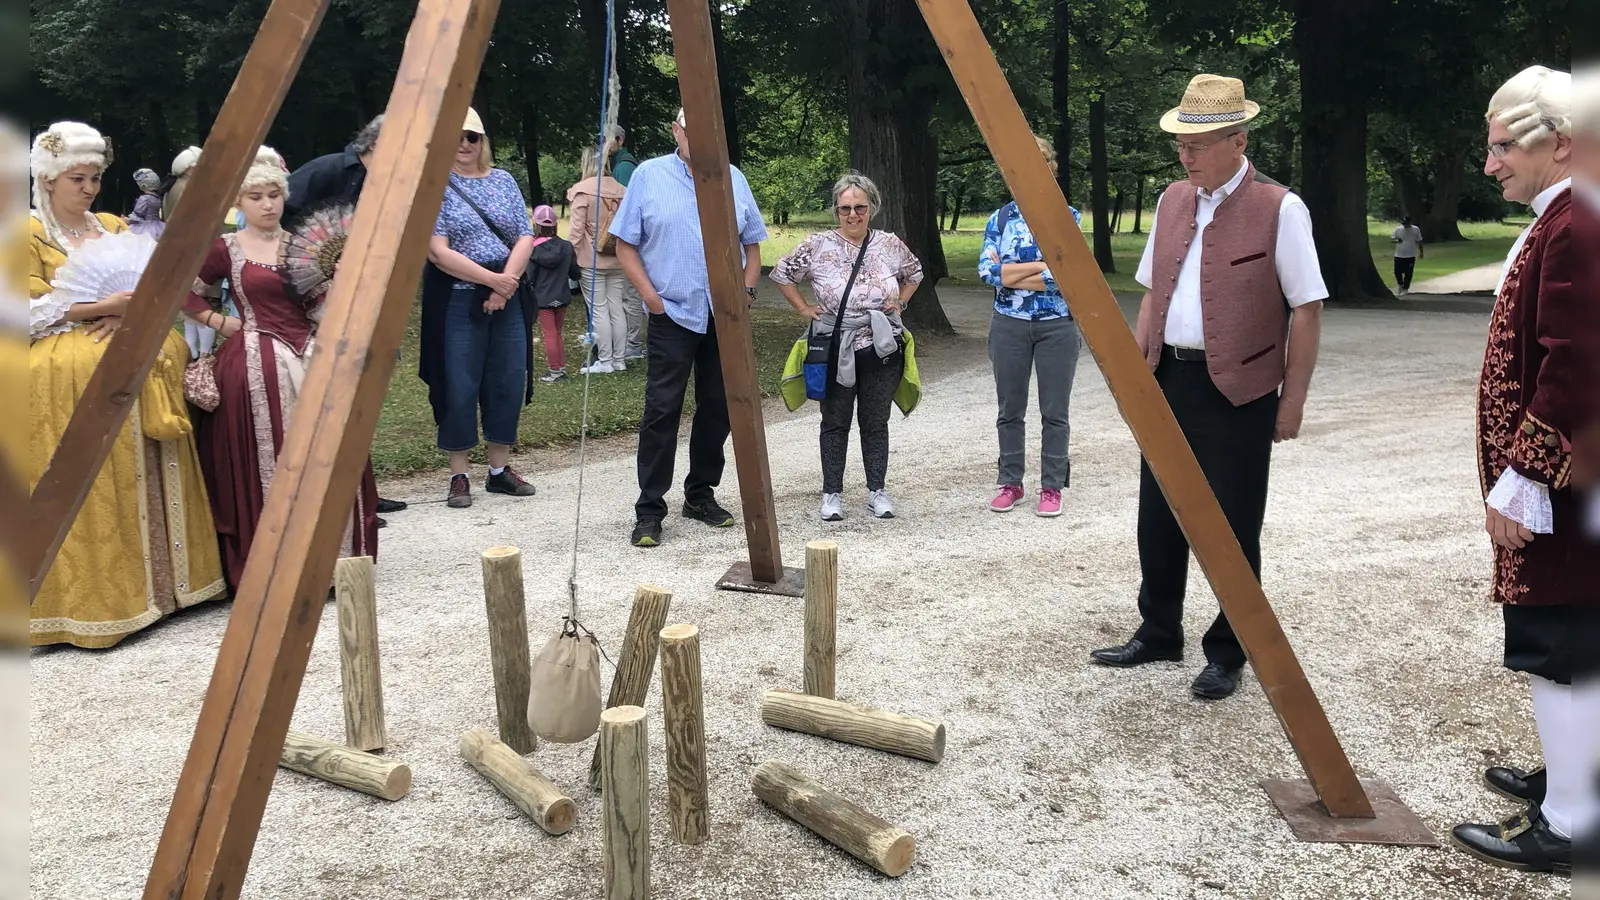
[780,329,922,416]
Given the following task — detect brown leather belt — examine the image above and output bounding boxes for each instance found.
[1163,344,1207,362]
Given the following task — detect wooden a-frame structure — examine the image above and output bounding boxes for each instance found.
[19,0,1433,895]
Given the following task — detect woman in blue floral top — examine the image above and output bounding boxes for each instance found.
[979,134,1083,519]
[423,108,538,509]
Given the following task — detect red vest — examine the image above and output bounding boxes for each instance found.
[1139,164,1291,406]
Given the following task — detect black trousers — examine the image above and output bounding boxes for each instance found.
[1133,353,1279,670]
[635,313,730,522]
[820,345,903,494]
[1393,256,1416,290]
[1504,605,1600,685]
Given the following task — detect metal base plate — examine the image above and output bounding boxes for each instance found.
[716,562,806,597]
[1262,778,1438,846]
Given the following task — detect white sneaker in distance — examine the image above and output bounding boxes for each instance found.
[612,359,627,371]
[580,362,614,375]
[820,493,844,522]
[867,489,895,519]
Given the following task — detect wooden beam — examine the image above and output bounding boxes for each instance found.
[142,0,502,894]
[663,0,784,584]
[26,0,332,600]
[914,0,1373,819]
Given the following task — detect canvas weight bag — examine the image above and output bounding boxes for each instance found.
[526,624,602,743]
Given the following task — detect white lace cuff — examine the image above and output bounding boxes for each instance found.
[1487,469,1554,534]
[29,292,76,341]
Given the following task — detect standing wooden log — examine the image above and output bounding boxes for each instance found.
[459,727,575,835]
[481,546,537,755]
[600,706,650,899]
[588,584,672,788]
[279,730,410,801]
[802,540,837,698]
[751,759,916,877]
[658,624,708,844]
[335,556,386,751]
[761,689,945,763]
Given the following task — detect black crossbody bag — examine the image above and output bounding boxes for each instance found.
[804,232,872,401]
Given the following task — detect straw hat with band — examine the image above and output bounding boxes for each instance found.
[463,107,486,135]
[1160,74,1261,135]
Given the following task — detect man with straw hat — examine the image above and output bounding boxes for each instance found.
[1089,74,1327,701]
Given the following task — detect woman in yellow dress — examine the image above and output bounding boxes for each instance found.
[28,121,226,648]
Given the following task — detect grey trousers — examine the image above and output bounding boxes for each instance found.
[623,281,645,356]
[988,311,1081,490]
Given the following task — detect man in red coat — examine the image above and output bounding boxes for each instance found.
[1449,65,1597,877]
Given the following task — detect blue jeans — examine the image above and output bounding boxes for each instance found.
[436,286,527,452]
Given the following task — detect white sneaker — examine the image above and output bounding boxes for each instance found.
[820,493,844,522]
[867,489,894,519]
[580,362,614,375]
[612,359,627,371]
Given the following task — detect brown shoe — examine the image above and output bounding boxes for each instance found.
[486,466,536,497]
[447,473,472,508]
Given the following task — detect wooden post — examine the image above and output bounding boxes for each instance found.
[761,689,945,764]
[600,706,650,900]
[143,0,504,894]
[662,0,784,586]
[481,547,537,755]
[802,541,837,699]
[459,727,575,835]
[751,759,915,877]
[658,624,708,845]
[279,731,410,801]
[334,556,385,752]
[913,0,1374,820]
[588,585,672,789]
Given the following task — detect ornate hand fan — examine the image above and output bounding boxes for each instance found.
[283,204,356,299]
[49,231,159,306]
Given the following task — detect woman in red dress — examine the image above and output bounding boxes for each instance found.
[183,147,379,589]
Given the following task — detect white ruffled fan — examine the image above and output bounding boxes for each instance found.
[50,231,159,306]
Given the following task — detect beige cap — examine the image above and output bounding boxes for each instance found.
[1159,74,1261,135]
[463,107,486,135]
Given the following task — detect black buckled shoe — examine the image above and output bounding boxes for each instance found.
[682,498,735,528]
[1484,766,1547,804]
[376,497,408,513]
[1190,663,1243,700]
[631,519,663,547]
[1451,805,1571,875]
[1089,639,1183,668]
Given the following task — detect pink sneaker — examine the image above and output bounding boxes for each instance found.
[1036,488,1063,517]
[990,484,1024,512]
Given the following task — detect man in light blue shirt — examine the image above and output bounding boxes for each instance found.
[609,107,769,547]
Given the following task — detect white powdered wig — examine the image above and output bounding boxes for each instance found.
[30,121,112,248]
[171,145,202,177]
[1487,65,1572,149]
[239,146,290,199]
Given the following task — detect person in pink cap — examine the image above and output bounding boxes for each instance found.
[525,203,581,381]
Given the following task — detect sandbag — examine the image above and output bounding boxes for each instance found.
[526,626,602,743]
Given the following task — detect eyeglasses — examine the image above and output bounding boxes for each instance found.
[835,204,870,217]
[1170,136,1231,156]
[462,132,482,145]
[1487,118,1558,159]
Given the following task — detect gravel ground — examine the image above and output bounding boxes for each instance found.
[31,290,1567,899]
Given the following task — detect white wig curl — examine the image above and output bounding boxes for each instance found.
[30,121,112,248]
[1487,65,1572,149]
[171,145,202,178]
[239,146,290,200]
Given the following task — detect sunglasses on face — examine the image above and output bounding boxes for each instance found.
[462,132,482,145]
[836,204,870,217]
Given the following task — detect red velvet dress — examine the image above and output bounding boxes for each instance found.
[186,235,379,590]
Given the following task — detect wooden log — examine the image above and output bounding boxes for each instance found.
[600,706,650,900]
[658,624,708,845]
[459,727,575,835]
[588,584,672,789]
[802,541,837,699]
[914,0,1374,819]
[761,689,945,764]
[143,0,505,893]
[279,730,410,801]
[334,556,385,751]
[751,759,915,877]
[481,546,537,755]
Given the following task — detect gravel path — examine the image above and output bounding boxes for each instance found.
[1409,262,1500,295]
[31,291,1566,899]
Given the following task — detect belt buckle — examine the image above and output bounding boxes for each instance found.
[1168,345,1203,362]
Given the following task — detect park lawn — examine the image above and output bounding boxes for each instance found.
[1366,218,1523,288]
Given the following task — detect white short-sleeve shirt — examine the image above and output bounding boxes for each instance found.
[1135,160,1328,349]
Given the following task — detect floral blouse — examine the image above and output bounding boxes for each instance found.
[769,229,923,351]
[433,168,531,290]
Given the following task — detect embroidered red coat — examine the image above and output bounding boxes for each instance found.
[1477,187,1597,607]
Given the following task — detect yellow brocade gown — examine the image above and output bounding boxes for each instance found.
[29,213,227,647]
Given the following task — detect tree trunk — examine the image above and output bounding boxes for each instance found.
[709,1,742,166]
[521,105,545,205]
[1295,0,1390,301]
[1422,147,1468,242]
[949,184,964,233]
[1111,187,1125,235]
[1052,0,1072,205]
[937,192,947,232]
[1132,176,1146,235]
[1088,92,1115,273]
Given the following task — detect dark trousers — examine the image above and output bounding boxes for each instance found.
[1133,352,1279,670]
[1393,256,1417,290]
[635,313,729,522]
[820,344,903,494]
[436,287,527,452]
[1504,605,1600,685]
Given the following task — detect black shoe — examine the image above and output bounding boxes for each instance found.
[1089,638,1183,668]
[486,466,537,497]
[376,516,388,529]
[1190,663,1243,700]
[1485,766,1547,804]
[1451,806,1571,874]
[682,498,735,528]
[631,519,662,547]
[447,473,472,508]
[376,497,408,513]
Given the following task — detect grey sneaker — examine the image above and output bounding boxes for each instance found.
[867,489,894,519]
[486,466,536,497]
[820,492,844,522]
[538,368,568,383]
[447,473,472,508]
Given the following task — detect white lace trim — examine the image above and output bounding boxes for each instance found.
[1487,469,1554,534]
[30,292,78,340]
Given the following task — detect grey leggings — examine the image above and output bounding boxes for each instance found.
[988,311,1081,490]
[820,345,904,494]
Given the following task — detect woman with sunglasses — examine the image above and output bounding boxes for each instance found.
[770,171,923,522]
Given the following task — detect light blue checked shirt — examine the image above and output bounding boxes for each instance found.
[607,153,768,334]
